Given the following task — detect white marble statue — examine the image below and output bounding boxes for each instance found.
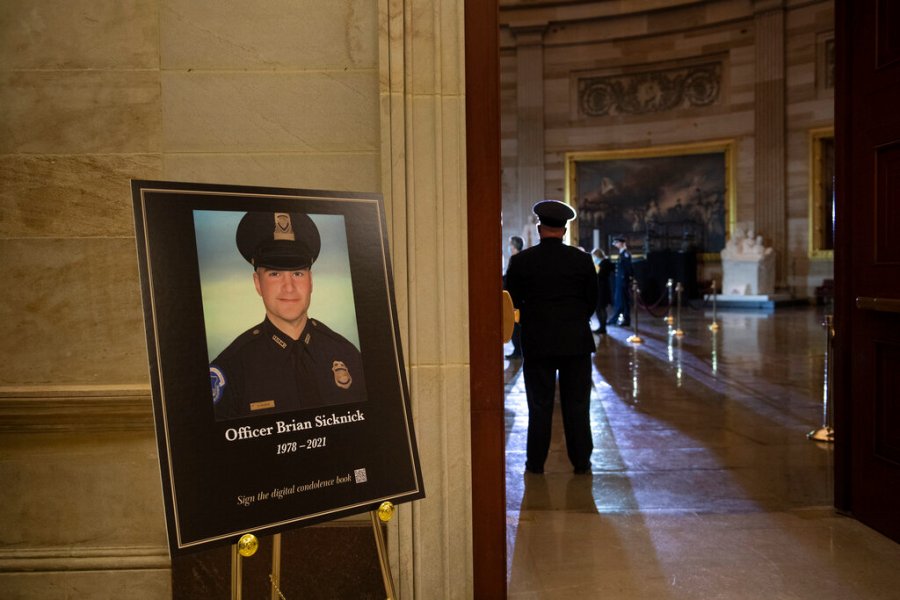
[721,228,775,295]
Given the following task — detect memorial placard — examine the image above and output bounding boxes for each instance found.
[132,180,424,555]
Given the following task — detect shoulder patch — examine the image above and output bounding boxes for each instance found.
[210,365,226,404]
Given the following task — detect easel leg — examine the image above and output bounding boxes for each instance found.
[231,533,259,600]
[371,510,396,600]
[270,533,283,600]
[231,544,242,600]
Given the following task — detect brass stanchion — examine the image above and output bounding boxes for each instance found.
[372,502,397,600]
[674,282,685,337]
[665,278,675,325]
[626,279,643,344]
[708,279,720,331]
[808,314,835,442]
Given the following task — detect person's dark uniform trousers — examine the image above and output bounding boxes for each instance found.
[505,200,598,474]
[210,211,367,420]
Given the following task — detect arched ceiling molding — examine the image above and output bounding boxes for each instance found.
[500,0,758,48]
[500,0,708,22]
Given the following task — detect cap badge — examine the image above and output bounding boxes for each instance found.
[210,366,226,404]
[273,213,296,241]
[332,360,352,389]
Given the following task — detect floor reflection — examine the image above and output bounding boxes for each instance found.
[504,304,900,599]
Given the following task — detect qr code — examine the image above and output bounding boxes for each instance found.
[354,468,367,483]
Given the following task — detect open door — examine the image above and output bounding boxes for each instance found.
[834,0,900,543]
[465,0,506,597]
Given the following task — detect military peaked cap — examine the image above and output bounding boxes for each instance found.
[236,211,321,270]
[532,199,575,228]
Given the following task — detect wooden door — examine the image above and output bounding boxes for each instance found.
[465,0,506,597]
[834,0,900,543]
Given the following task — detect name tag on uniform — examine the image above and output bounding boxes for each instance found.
[250,400,276,411]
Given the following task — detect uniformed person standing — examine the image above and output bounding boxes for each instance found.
[607,235,634,327]
[505,200,598,474]
[210,211,367,421]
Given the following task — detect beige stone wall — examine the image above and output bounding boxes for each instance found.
[1,0,471,597]
[500,0,834,297]
[379,0,473,597]
[785,2,834,293]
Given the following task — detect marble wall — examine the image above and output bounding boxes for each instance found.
[499,0,834,297]
[1,0,471,597]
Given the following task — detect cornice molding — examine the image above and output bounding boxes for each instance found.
[0,385,154,432]
[753,0,786,15]
[509,23,549,45]
[499,0,707,22]
[0,545,170,573]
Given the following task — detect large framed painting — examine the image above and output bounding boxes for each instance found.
[808,127,835,259]
[132,180,424,556]
[565,140,736,257]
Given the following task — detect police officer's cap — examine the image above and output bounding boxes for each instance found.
[612,235,627,243]
[532,200,575,228]
[236,211,321,270]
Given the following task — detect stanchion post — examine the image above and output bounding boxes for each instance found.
[709,279,720,331]
[665,278,674,325]
[627,279,644,344]
[808,314,835,442]
[674,282,684,337]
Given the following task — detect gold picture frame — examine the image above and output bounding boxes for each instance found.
[565,140,736,259]
[808,127,835,259]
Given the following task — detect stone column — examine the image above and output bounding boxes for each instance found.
[753,0,787,287]
[380,0,472,597]
[512,25,548,244]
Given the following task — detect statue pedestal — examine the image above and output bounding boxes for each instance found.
[711,292,793,311]
[718,228,783,309]
[721,254,775,296]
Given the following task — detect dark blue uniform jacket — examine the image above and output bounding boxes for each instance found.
[210,317,366,420]
[505,238,598,358]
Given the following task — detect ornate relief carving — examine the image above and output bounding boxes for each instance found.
[578,62,721,117]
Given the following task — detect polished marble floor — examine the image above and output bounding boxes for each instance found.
[504,304,900,599]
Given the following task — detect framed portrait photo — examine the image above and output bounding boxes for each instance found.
[132,180,424,556]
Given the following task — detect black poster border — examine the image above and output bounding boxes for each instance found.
[131,180,424,555]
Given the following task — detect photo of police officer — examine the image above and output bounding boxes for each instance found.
[202,210,367,421]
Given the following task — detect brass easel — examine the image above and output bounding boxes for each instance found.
[231,501,398,600]
[231,533,260,600]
